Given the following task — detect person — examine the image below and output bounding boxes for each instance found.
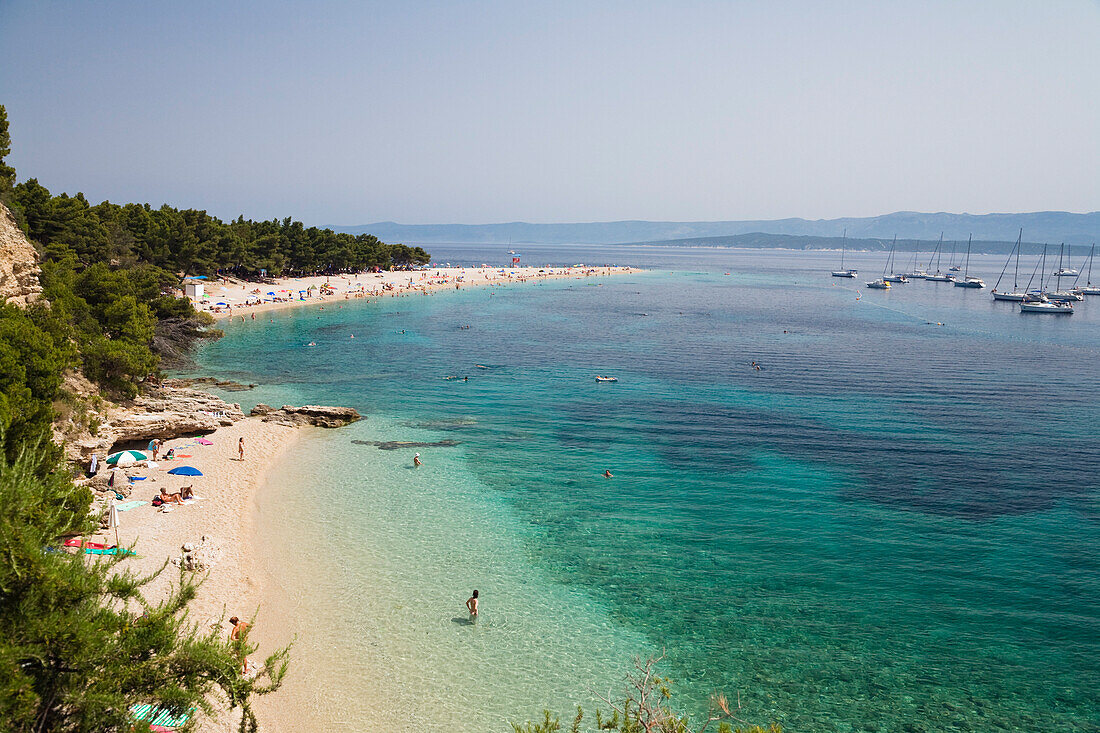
[180,485,194,500]
[159,487,184,505]
[148,438,160,461]
[238,437,245,461]
[229,616,249,641]
[164,447,175,460]
[228,616,251,672]
[466,590,479,617]
[413,452,422,467]
[604,469,613,478]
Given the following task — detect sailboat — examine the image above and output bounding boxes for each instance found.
[953,235,985,288]
[905,241,929,279]
[883,236,909,282]
[1077,244,1100,295]
[992,229,1026,301]
[948,240,962,271]
[1053,245,1079,277]
[866,238,892,288]
[925,234,956,281]
[830,229,858,278]
[1043,243,1083,301]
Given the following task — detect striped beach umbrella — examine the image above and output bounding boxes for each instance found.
[106,450,148,466]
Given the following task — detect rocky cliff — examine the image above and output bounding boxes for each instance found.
[0,202,43,306]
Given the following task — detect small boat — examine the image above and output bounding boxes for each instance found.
[1079,244,1100,295]
[831,229,858,278]
[1043,243,1083,300]
[953,235,985,288]
[865,278,890,289]
[595,376,618,382]
[1020,300,1074,314]
[923,234,954,281]
[884,274,909,283]
[992,229,1026,301]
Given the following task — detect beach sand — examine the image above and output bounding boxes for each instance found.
[192,265,639,320]
[85,418,303,731]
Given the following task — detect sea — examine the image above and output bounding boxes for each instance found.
[188,245,1100,732]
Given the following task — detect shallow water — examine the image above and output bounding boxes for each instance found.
[193,246,1100,732]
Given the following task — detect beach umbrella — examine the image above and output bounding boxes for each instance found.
[108,500,120,548]
[267,291,276,295]
[195,437,214,445]
[106,450,147,466]
[216,301,229,306]
[167,466,203,476]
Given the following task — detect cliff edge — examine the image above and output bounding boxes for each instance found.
[0,202,43,307]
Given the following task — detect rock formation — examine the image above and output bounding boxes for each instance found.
[0,202,43,307]
[250,403,361,428]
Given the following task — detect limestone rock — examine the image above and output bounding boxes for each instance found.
[0,203,43,307]
[257,404,361,428]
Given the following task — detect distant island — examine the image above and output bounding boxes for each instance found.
[331,211,1100,248]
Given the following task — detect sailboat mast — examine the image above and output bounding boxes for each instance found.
[1014,229,1021,289]
[964,234,972,277]
[841,228,846,269]
[1089,244,1096,286]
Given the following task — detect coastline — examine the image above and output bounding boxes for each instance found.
[193,265,641,320]
[83,416,305,731]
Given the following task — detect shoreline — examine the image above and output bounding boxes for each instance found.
[192,265,641,321]
[83,417,305,731]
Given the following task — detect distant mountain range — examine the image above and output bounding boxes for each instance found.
[332,211,1100,247]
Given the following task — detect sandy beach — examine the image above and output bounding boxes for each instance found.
[190,265,640,320]
[83,418,304,731]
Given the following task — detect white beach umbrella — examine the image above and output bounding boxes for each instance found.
[108,499,120,548]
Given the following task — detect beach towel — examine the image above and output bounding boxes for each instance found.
[116,500,147,512]
[85,547,135,556]
[129,703,192,730]
[64,538,112,549]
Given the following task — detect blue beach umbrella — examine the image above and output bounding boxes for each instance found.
[167,466,203,476]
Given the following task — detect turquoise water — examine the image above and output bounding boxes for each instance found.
[192,247,1100,732]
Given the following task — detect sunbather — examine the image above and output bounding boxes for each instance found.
[159,488,184,505]
[180,485,194,500]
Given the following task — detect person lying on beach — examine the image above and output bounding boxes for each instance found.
[159,488,184,505]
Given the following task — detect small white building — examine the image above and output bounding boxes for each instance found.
[184,280,204,299]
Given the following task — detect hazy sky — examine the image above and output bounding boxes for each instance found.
[2,1,1098,225]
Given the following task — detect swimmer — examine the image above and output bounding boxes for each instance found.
[413,453,422,467]
[604,470,613,478]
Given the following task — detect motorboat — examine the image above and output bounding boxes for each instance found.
[953,235,985,287]
[884,274,909,283]
[595,376,618,382]
[865,278,890,289]
[1020,300,1073,314]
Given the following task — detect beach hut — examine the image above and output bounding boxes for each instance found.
[184,281,204,299]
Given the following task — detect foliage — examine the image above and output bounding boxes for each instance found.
[11,179,429,278]
[511,656,780,733]
[0,447,290,732]
[0,303,76,469]
[0,104,14,193]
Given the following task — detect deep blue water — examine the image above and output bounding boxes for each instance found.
[194,245,1100,732]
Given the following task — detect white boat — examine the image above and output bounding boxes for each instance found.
[1077,244,1099,294]
[1053,268,1079,277]
[922,235,954,281]
[1020,300,1074,314]
[991,229,1026,302]
[830,229,858,278]
[906,269,929,279]
[952,235,985,288]
[870,236,906,286]
[595,376,618,382]
[1043,290,1083,302]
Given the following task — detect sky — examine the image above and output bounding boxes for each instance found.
[1,1,1098,226]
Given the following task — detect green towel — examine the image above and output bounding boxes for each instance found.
[85,547,136,556]
[115,500,147,512]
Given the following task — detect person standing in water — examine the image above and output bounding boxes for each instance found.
[413,452,422,467]
[466,590,479,617]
